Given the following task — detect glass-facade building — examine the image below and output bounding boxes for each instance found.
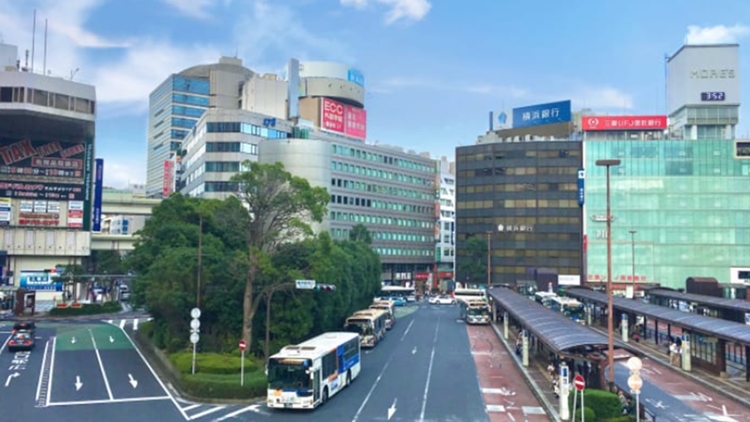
[456,140,583,286]
[583,139,750,290]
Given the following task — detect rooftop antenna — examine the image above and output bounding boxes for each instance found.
[70,68,79,80]
[31,9,37,72]
[43,19,48,75]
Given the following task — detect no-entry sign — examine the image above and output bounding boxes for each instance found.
[574,374,585,391]
[239,339,247,352]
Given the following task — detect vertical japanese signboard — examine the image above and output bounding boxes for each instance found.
[577,169,585,206]
[92,158,104,232]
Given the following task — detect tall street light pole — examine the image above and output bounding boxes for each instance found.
[629,230,637,297]
[485,231,492,287]
[596,159,621,390]
[196,214,203,308]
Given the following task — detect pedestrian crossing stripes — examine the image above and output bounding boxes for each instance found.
[173,398,270,420]
[104,317,153,331]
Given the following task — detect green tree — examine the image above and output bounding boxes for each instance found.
[456,234,488,285]
[230,161,329,350]
[349,223,373,244]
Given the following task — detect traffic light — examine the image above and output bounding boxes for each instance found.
[315,284,336,292]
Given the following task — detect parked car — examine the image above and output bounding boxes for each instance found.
[430,295,455,305]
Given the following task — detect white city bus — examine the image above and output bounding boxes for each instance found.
[370,300,396,329]
[266,332,361,409]
[534,291,557,307]
[550,296,586,323]
[379,286,416,304]
[345,309,388,347]
[453,288,487,303]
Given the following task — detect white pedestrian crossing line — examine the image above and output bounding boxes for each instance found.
[189,406,226,420]
[183,404,201,411]
[119,319,126,329]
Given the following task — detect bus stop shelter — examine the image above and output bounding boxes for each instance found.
[647,287,750,324]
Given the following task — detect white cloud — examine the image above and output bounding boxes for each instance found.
[340,0,432,24]
[685,24,750,44]
[569,86,634,110]
[464,84,529,99]
[101,155,146,188]
[371,77,529,99]
[160,0,229,20]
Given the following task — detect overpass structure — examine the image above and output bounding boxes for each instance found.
[91,190,161,251]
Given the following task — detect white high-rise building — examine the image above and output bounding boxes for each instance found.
[436,157,455,283]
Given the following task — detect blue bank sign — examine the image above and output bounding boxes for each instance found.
[347,69,365,87]
[512,100,572,129]
[577,169,585,206]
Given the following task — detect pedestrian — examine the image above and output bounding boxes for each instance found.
[669,341,679,365]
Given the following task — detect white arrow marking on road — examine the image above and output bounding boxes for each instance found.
[387,398,397,421]
[75,376,83,391]
[109,336,114,343]
[128,373,138,389]
[4,372,19,387]
[71,337,76,344]
[412,347,417,355]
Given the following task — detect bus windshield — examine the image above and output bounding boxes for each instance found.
[344,319,373,335]
[467,307,489,317]
[267,358,312,390]
[564,304,585,319]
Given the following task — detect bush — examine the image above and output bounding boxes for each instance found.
[604,417,636,422]
[169,352,258,375]
[574,389,620,420]
[180,371,266,399]
[48,301,122,316]
[574,407,595,421]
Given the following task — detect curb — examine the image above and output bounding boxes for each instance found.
[490,322,561,422]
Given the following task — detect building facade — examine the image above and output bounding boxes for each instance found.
[435,157,456,283]
[455,139,583,286]
[145,57,254,198]
[0,43,97,297]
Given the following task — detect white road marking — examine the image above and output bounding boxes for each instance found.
[400,320,414,342]
[522,406,546,415]
[89,329,114,400]
[189,406,226,419]
[351,348,398,421]
[115,322,191,420]
[418,317,440,422]
[46,336,57,407]
[0,334,10,355]
[119,320,126,329]
[211,404,267,421]
[486,405,506,412]
[133,319,139,331]
[35,339,50,401]
[46,396,171,406]
[182,404,201,411]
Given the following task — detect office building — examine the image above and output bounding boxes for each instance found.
[422,157,456,288]
[0,42,96,296]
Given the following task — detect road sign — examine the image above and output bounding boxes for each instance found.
[239,339,247,351]
[627,373,642,393]
[295,279,316,289]
[574,374,585,391]
[190,319,201,330]
[190,332,200,344]
[190,307,201,319]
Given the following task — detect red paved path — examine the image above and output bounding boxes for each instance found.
[467,324,551,422]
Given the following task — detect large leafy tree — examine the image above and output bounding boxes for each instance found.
[230,161,329,350]
[349,223,373,244]
[457,234,489,285]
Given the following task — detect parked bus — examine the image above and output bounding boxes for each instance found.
[379,286,416,304]
[534,291,557,307]
[266,332,360,409]
[369,300,396,329]
[550,296,586,323]
[459,299,491,325]
[344,309,388,347]
[454,288,487,303]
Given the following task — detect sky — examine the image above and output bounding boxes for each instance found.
[1,0,749,188]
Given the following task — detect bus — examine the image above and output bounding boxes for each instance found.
[459,299,491,325]
[344,309,388,347]
[379,286,416,304]
[550,296,586,323]
[369,300,396,329]
[534,291,557,307]
[266,332,360,409]
[454,288,487,303]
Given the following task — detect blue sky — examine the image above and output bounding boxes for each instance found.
[1,0,749,187]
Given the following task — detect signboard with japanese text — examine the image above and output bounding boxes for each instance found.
[19,271,63,291]
[581,115,668,131]
[0,197,10,227]
[0,137,90,201]
[67,200,84,228]
[512,100,571,129]
[92,159,104,232]
[162,160,175,198]
[17,200,60,227]
[320,98,367,140]
[577,169,585,206]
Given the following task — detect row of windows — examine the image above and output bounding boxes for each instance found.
[438,247,455,257]
[332,144,434,173]
[204,181,239,192]
[372,231,432,243]
[172,129,189,140]
[330,211,432,229]
[460,167,580,178]
[205,141,259,155]
[0,86,96,114]
[457,216,580,226]
[205,161,242,172]
[459,183,578,194]
[173,93,210,107]
[373,248,434,257]
[331,161,432,187]
[173,76,210,95]
[173,105,205,118]
[206,122,289,139]
[457,149,581,162]
[331,178,434,201]
[457,199,579,209]
[491,266,581,276]
[331,194,433,215]
[173,117,198,129]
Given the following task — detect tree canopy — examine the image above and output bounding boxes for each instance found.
[456,234,488,285]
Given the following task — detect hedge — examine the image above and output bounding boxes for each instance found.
[569,389,621,421]
[48,301,122,316]
[180,371,267,400]
[574,407,595,421]
[169,352,259,375]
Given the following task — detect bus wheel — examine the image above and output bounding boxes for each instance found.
[346,370,352,386]
[322,387,329,405]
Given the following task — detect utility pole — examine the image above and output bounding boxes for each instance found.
[196,214,203,308]
[629,230,637,296]
[486,231,492,287]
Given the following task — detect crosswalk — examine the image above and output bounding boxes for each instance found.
[104,317,153,331]
[174,398,270,420]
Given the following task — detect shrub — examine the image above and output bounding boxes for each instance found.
[574,407,595,421]
[169,352,258,375]
[578,389,621,420]
[180,371,266,399]
[48,301,122,316]
[604,417,636,422]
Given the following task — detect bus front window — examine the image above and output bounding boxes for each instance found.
[267,358,312,390]
[467,307,489,317]
[344,320,372,336]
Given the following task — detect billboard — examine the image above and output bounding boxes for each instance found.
[0,197,10,227]
[489,110,513,131]
[67,200,84,228]
[320,98,367,140]
[581,115,668,131]
[667,45,740,115]
[298,61,365,87]
[19,271,63,291]
[18,200,60,226]
[92,158,104,232]
[512,100,571,128]
[577,169,585,206]
[0,137,89,200]
[162,160,175,198]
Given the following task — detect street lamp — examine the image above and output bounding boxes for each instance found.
[485,230,492,287]
[629,230,637,297]
[627,357,643,422]
[596,158,621,390]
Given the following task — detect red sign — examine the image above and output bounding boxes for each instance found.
[581,115,667,131]
[414,272,430,281]
[320,98,367,140]
[574,374,585,391]
[162,160,175,198]
[239,339,247,351]
[438,271,454,279]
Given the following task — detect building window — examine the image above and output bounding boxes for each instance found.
[204,181,239,192]
[205,161,240,172]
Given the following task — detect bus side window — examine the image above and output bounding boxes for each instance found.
[323,352,337,378]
